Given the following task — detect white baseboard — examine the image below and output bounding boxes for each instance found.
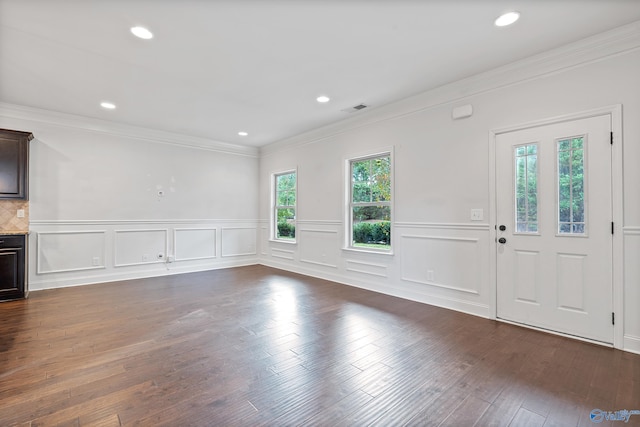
[623,335,640,355]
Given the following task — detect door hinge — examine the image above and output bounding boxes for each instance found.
[611,222,614,235]
[612,312,615,325]
[610,132,614,145]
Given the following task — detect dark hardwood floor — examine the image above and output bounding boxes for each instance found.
[0,265,638,426]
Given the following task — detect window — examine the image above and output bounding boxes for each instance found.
[514,143,538,233]
[557,136,586,235]
[348,153,392,251]
[274,171,296,241]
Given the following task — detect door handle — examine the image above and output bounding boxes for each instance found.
[498,237,507,244]
[499,225,506,231]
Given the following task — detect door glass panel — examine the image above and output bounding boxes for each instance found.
[514,143,538,233]
[557,136,585,235]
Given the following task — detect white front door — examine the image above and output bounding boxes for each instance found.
[496,115,613,344]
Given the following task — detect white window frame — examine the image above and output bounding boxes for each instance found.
[272,169,297,243]
[344,148,394,254]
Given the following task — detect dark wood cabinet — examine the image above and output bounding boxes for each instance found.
[0,234,27,301]
[0,129,33,200]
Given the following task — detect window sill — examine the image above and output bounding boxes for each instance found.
[269,239,297,245]
[342,247,394,256]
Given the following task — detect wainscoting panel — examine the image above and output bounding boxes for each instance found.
[260,225,269,255]
[114,229,168,267]
[271,247,295,260]
[37,231,106,274]
[174,228,216,261]
[29,220,260,291]
[400,234,481,295]
[298,228,339,269]
[221,227,257,257]
[345,259,388,278]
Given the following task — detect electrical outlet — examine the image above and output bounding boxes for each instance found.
[16,209,25,218]
[427,270,435,281]
[92,256,100,266]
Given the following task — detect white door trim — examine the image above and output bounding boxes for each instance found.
[488,105,623,349]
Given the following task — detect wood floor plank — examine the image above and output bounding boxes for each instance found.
[439,395,491,426]
[0,265,638,426]
[509,407,547,427]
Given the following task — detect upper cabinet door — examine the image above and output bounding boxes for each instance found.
[0,129,33,200]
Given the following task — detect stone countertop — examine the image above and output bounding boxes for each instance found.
[0,231,30,235]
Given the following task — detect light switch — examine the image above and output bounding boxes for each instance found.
[470,209,483,221]
[16,209,25,218]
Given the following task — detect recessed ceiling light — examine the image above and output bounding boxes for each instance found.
[238,131,248,136]
[131,26,153,39]
[495,11,520,27]
[316,95,330,103]
[100,101,116,110]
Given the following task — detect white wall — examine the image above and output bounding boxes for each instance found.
[259,24,640,353]
[0,106,260,290]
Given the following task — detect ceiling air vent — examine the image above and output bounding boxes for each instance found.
[341,103,368,113]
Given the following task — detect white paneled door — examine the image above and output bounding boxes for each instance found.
[496,115,613,344]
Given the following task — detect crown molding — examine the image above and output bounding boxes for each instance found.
[261,20,640,156]
[0,102,259,158]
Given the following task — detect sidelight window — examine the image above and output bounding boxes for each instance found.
[557,136,586,235]
[514,144,538,233]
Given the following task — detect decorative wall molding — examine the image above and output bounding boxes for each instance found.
[400,234,481,295]
[395,222,491,231]
[298,228,340,269]
[298,228,339,234]
[400,234,480,243]
[36,230,107,274]
[30,218,258,226]
[258,220,491,231]
[623,226,640,235]
[0,102,258,157]
[221,227,257,257]
[299,258,339,269]
[113,229,168,267]
[401,277,480,296]
[260,225,269,255]
[345,259,388,278]
[174,228,217,261]
[271,248,295,260]
[29,220,260,290]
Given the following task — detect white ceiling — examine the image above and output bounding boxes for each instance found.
[2,1,640,147]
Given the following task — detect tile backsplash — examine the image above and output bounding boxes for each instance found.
[0,200,29,233]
